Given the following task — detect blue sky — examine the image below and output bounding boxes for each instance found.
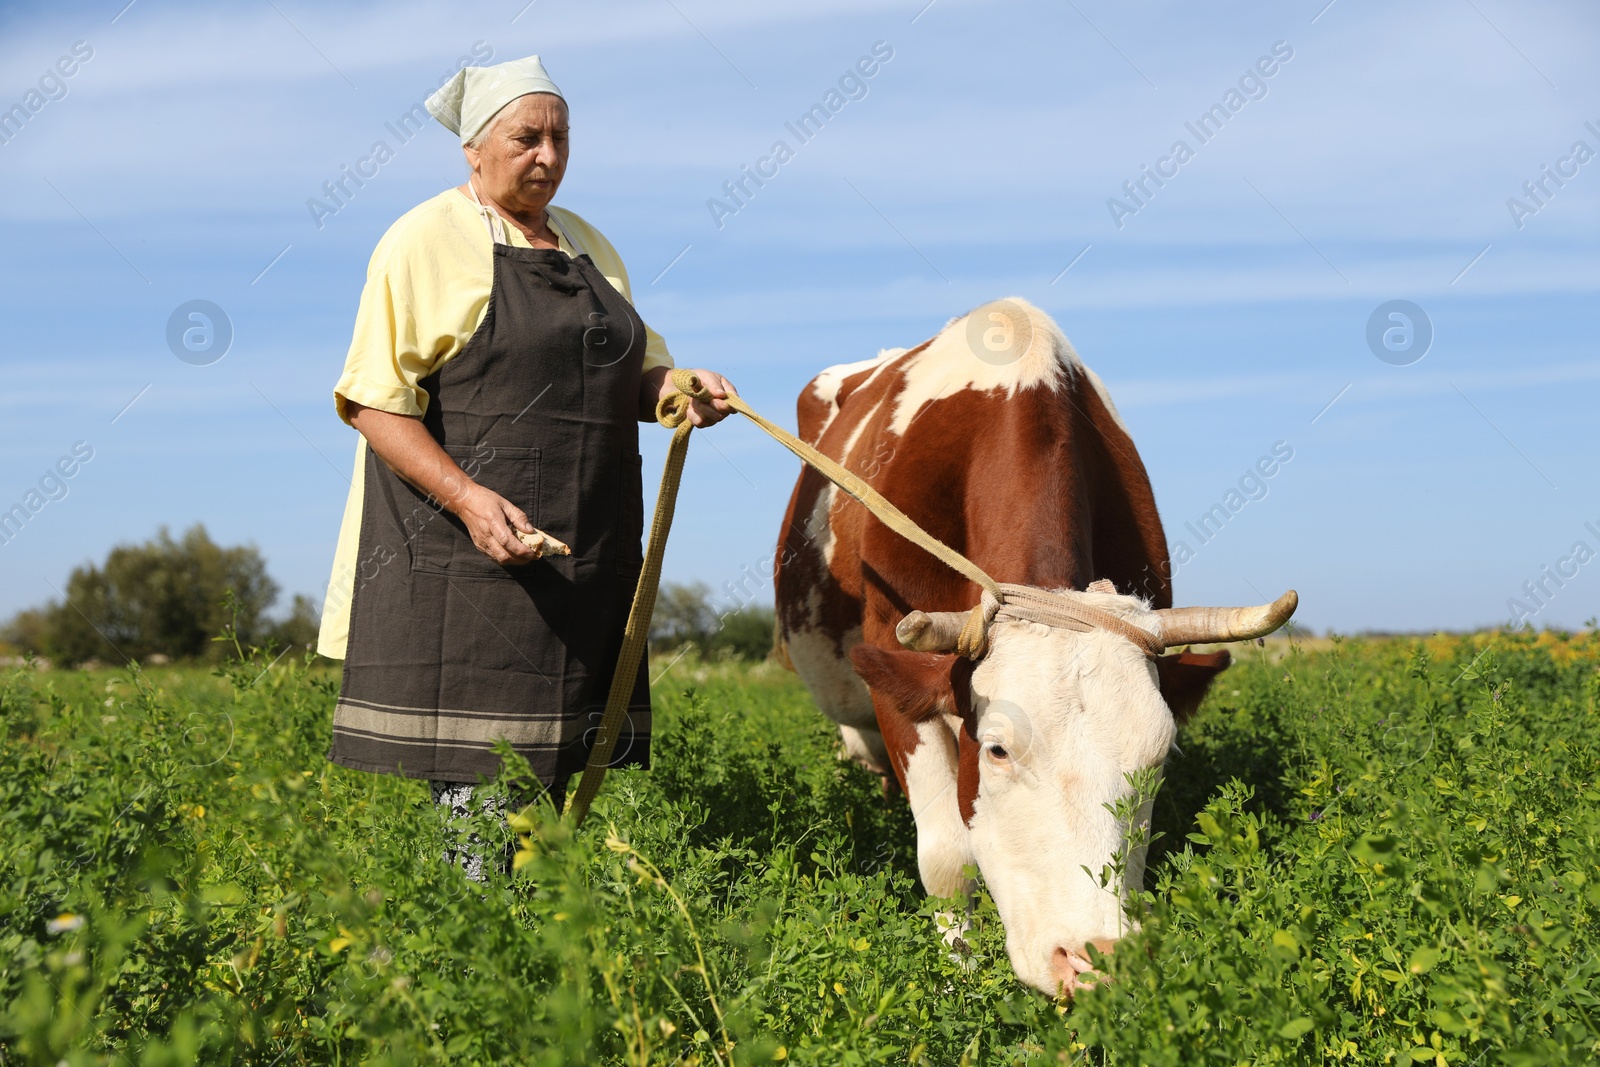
[1,0,1596,635]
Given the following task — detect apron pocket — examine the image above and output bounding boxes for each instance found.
[412,444,542,578]
[617,451,645,574]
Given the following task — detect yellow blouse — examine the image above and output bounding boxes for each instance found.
[318,190,674,659]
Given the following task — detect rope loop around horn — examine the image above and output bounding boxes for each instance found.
[952,583,1167,661]
[955,590,1002,659]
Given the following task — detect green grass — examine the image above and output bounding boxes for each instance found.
[1,632,1597,1064]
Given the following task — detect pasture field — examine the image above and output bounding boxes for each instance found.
[2,631,1598,1065]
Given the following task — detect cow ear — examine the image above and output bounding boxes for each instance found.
[849,645,960,722]
[1154,649,1231,724]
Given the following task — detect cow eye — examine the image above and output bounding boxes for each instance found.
[985,742,1010,762]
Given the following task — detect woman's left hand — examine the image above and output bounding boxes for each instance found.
[642,366,738,427]
[682,368,737,427]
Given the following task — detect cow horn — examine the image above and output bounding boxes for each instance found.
[896,610,969,652]
[1151,590,1299,646]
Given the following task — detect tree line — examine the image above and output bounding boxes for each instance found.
[1,525,775,668]
[1,525,318,667]
[647,581,776,662]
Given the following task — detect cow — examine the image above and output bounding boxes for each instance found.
[772,297,1296,996]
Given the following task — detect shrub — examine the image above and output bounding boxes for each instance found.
[2,525,313,666]
[650,581,775,662]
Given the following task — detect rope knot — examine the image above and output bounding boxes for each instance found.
[955,590,1002,659]
[655,369,711,428]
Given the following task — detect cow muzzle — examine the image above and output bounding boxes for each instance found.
[1051,937,1118,996]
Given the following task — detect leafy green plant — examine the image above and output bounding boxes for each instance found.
[1081,764,1166,939]
[1,630,1596,1063]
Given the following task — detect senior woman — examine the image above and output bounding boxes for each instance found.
[317,55,733,878]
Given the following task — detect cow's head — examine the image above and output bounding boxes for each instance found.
[850,585,1295,996]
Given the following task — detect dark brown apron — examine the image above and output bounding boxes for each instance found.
[329,236,651,787]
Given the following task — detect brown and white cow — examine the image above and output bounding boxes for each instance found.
[772,298,1295,995]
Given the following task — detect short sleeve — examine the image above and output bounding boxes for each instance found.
[641,322,674,374]
[332,202,485,425]
[333,261,430,424]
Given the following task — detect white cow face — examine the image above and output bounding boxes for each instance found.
[966,616,1177,994]
[850,592,1228,997]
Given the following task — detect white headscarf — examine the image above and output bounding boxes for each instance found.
[426,55,564,146]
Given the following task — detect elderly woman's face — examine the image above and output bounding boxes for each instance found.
[464,92,569,217]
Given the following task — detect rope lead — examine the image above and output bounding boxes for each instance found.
[566,370,1161,826]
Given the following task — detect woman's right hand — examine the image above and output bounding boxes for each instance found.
[452,484,542,565]
[347,402,558,566]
